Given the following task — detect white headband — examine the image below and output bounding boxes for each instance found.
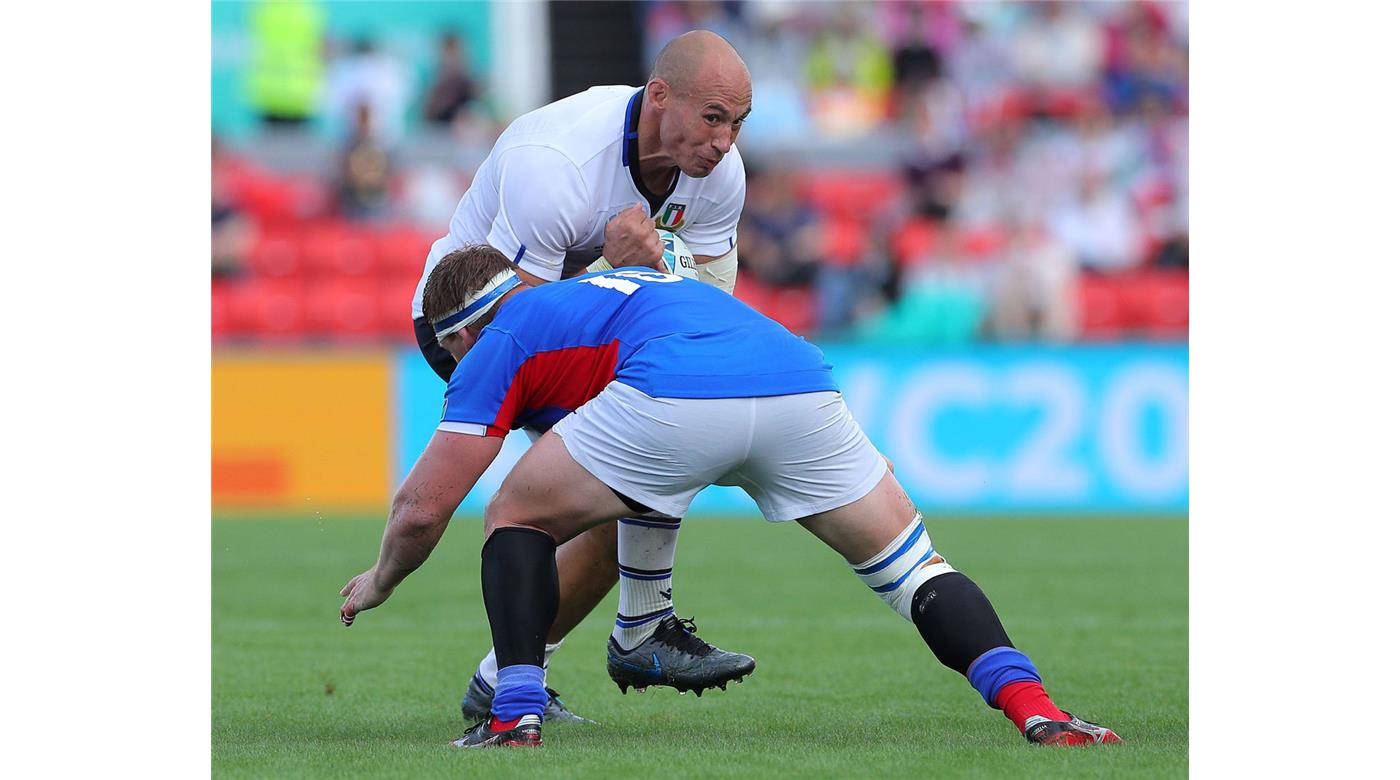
[432,268,521,342]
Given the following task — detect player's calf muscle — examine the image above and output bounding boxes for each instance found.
[566,521,619,570]
[909,572,1014,674]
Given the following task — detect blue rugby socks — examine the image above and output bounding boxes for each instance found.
[969,646,1068,732]
[491,664,547,725]
[472,642,562,693]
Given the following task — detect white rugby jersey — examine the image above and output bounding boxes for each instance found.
[412,85,747,318]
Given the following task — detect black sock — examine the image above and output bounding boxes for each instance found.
[481,527,559,669]
[909,572,1014,674]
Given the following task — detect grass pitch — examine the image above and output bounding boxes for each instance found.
[213,515,1186,778]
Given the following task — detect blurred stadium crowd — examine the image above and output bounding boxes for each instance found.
[212,0,1187,346]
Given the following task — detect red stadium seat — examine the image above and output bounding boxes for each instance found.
[1144,272,1189,338]
[211,280,233,340]
[1076,276,1126,340]
[238,176,299,226]
[304,277,383,340]
[228,279,307,340]
[1115,275,1154,331]
[1077,272,1189,341]
[735,274,815,336]
[379,274,423,342]
[967,88,1031,133]
[957,227,1007,260]
[248,229,303,279]
[239,174,328,227]
[1038,86,1094,119]
[733,271,774,312]
[801,172,901,222]
[375,226,435,277]
[890,218,941,267]
[303,223,376,277]
[766,287,816,336]
[823,218,868,267]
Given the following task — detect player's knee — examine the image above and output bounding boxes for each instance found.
[850,513,957,621]
[484,498,558,542]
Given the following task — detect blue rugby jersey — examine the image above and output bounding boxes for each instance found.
[441,268,836,436]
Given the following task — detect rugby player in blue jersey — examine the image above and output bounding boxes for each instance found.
[340,245,1122,749]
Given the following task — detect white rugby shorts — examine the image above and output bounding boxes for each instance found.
[550,381,887,522]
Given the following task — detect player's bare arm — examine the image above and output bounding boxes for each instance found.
[339,431,503,624]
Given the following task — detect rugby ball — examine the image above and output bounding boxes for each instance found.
[656,229,699,280]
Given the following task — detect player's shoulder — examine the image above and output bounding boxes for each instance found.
[497,86,635,168]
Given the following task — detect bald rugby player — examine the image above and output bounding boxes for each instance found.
[402,32,757,722]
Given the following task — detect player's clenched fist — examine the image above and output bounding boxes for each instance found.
[603,203,664,269]
[339,568,396,626]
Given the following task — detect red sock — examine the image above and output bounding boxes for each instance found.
[994,680,1069,733]
[489,715,522,732]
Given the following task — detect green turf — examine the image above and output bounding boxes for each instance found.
[213,515,1187,778]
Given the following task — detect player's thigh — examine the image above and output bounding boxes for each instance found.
[795,470,921,565]
[485,430,634,544]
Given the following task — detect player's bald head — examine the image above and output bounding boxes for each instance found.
[644,31,752,179]
[649,30,750,96]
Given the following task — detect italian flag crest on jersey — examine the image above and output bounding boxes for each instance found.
[658,202,687,230]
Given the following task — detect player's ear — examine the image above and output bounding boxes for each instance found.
[646,78,669,108]
[460,325,478,345]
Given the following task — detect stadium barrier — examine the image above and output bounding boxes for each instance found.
[212,351,392,512]
[211,344,1185,515]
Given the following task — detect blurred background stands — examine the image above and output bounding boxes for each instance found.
[212,0,1187,347]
